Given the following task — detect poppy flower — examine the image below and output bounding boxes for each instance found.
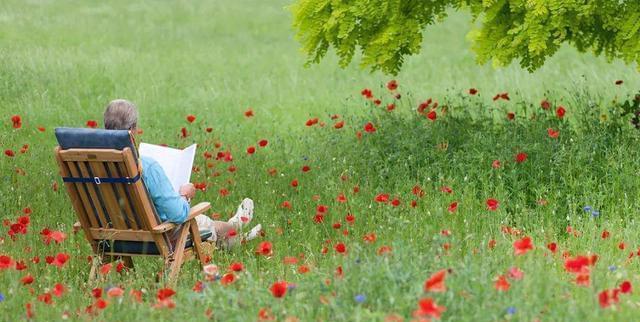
[180,127,188,138]
[386,80,398,91]
[374,193,389,203]
[37,126,45,132]
[508,267,524,280]
[620,281,632,293]
[513,236,534,255]
[540,99,551,110]
[556,106,566,119]
[424,269,447,292]
[564,255,590,273]
[334,242,346,254]
[50,253,70,268]
[205,127,213,133]
[547,242,557,253]
[270,281,288,298]
[86,120,98,128]
[413,297,446,319]
[547,128,559,138]
[492,160,501,168]
[345,214,355,224]
[305,118,319,126]
[302,165,311,172]
[601,230,610,239]
[494,275,510,291]
[244,108,254,117]
[364,122,376,133]
[386,103,395,111]
[157,288,176,301]
[247,146,256,154]
[258,139,268,147]
[281,200,292,209]
[20,274,34,285]
[447,202,458,213]
[334,121,344,129]
[336,193,347,203]
[186,115,196,123]
[426,110,437,121]
[53,284,66,297]
[91,288,103,298]
[256,241,273,256]
[298,265,310,274]
[515,152,527,163]
[599,289,620,308]
[469,88,478,95]
[440,186,452,194]
[361,88,373,99]
[220,273,236,286]
[500,93,510,100]
[100,263,112,275]
[4,150,15,157]
[373,99,382,106]
[506,112,515,120]
[486,198,499,211]
[11,115,22,129]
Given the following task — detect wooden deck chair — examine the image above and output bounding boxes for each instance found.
[53,127,213,284]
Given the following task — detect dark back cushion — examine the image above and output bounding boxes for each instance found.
[54,127,138,160]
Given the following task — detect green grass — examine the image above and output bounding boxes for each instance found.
[1,0,640,321]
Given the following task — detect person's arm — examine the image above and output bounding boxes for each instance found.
[143,159,190,224]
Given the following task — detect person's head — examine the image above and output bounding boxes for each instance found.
[103,99,138,131]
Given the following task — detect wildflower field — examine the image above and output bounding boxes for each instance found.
[2,0,640,321]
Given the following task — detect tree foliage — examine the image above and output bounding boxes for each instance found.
[291,0,640,75]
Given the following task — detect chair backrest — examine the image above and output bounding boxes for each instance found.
[54,128,171,256]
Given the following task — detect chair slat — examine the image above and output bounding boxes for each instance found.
[76,161,111,228]
[65,161,101,227]
[106,162,140,230]
[90,228,155,242]
[58,149,125,162]
[88,161,129,230]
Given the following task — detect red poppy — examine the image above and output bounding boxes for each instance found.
[305,118,319,126]
[205,127,213,133]
[364,122,376,133]
[334,242,346,254]
[601,230,610,239]
[345,214,355,224]
[486,198,499,211]
[386,80,398,91]
[21,274,34,285]
[37,126,45,132]
[424,269,447,292]
[556,106,566,119]
[86,120,98,128]
[157,288,176,301]
[413,297,446,319]
[298,265,310,274]
[447,202,458,213]
[440,186,452,194]
[11,115,22,128]
[390,198,401,207]
[99,263,112,275]
[290,179,298,187]
[316,205,328,213]
[492,160,501,168]
[256,241,273,256]
[506,112,515,120]
[258,139,268,147]
[270,281,288,298]
[620,281,632,293]
[469,88,478,95]
[374,193,389,203]
[386,103,395,111]
[244,108,254,117]
[302,165,311,172]
[334,121,344,129]
[508,267,524,280]
[540,99,551,110]
[599,289,620,308]
[547,242,557,253]
[50,253,70,268]
[513,236,534,255]
[186,115,196,123]
[494,275,510,291]
[219,188,230,197]
[247,146,256,154]
[219,273,235,286]
[281,200,292,209]
[91,288,103,298]
[426,110,437,121]
[363,233,377,243]
[180,127,188,138]
[336,193,347,203]
[361,88,373,99]
[4,149,15,157]
[547,128,559,138]
[515,152,528,163]
[500,93,510,100]
[564,255,590,273]
[412,185,425,197]
[53,283,65,297]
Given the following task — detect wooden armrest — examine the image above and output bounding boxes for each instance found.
[152,202,211,233]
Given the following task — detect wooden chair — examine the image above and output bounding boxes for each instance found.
[54,128,213,284]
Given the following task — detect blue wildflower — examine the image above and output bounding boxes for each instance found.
[355,294,366,303]
[591,210,600,217]
[506,306,516,315]
[0,292,4,302]
[583,206,592,212]
[609,265,617,272]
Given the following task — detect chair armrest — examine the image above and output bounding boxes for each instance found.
[152,202,211,234]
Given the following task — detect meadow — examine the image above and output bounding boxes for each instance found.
[2,0,640,321]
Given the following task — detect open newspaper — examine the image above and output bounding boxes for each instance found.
[138,143,197,193]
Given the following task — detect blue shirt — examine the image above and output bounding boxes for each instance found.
[141,156,190,224]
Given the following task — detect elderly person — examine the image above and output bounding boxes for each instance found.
[103,99,261,248]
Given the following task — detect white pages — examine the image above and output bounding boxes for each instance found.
[138,143,197,193]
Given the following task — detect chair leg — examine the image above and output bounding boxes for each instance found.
[188,218,207,267]
[88,255,103,283]
[167,222,191,285]
[121,256,134,269]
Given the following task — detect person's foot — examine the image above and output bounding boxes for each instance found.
[228,198,254,229]
[244,224,262,241]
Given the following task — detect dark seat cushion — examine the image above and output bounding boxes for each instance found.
[97,230,213,255]
[55,127,138,159]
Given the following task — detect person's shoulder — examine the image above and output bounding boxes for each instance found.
[140,156,161,172]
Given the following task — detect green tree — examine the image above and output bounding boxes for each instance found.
[291,0,640,75]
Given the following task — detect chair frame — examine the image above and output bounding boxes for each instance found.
[54,146,212,284]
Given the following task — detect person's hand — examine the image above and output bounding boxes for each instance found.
[179,183,196,201]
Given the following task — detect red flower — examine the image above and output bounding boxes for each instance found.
[601,230,610,239]
[157,288,176,301]
[336,193,347,203]
[21,274,34,285]
[374,193,389,203]
[220,273,236,286]
[413,297,446,319]
[186,114,196,123]
[440,186,452,194]
[247,146,256,154]
[180,127,188,138]
[386,103,396,111]
[270,281,288,298]
[290,179,299,187]
[334,242,346,254]
[506,112,515,120]
[486,198,499,211]
[599,289,620,308]
[11,115,22,129]
[547,242,557,253]
[469,88,478,95]
[564,255,590,273]
[345,214,355,224]
[513,236,534,255]
[334,121,344,129]
[515,152,528,163]
[53,283,65,297]
[426,110,437,121]
[256,241,273,256]
[447,202,458,213]
[361,88,373,99]
[540,99,551,110]
[492,160,501,169]
[37,126,45,132]
[258,139,268,147]
[205,127,213,133]
[305,118,319,126]
[556,106,566,119]
[4,149,15,157]
[386,80,398,91]
[50,253,70,268]
[500,93,510,100]
[547,128,559,138]
[374,99,382,105]
[364,122,376,133]
[244,108,254,117]
[424,269,447,292]
[86,120,98,128]
[494,275,510,291]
